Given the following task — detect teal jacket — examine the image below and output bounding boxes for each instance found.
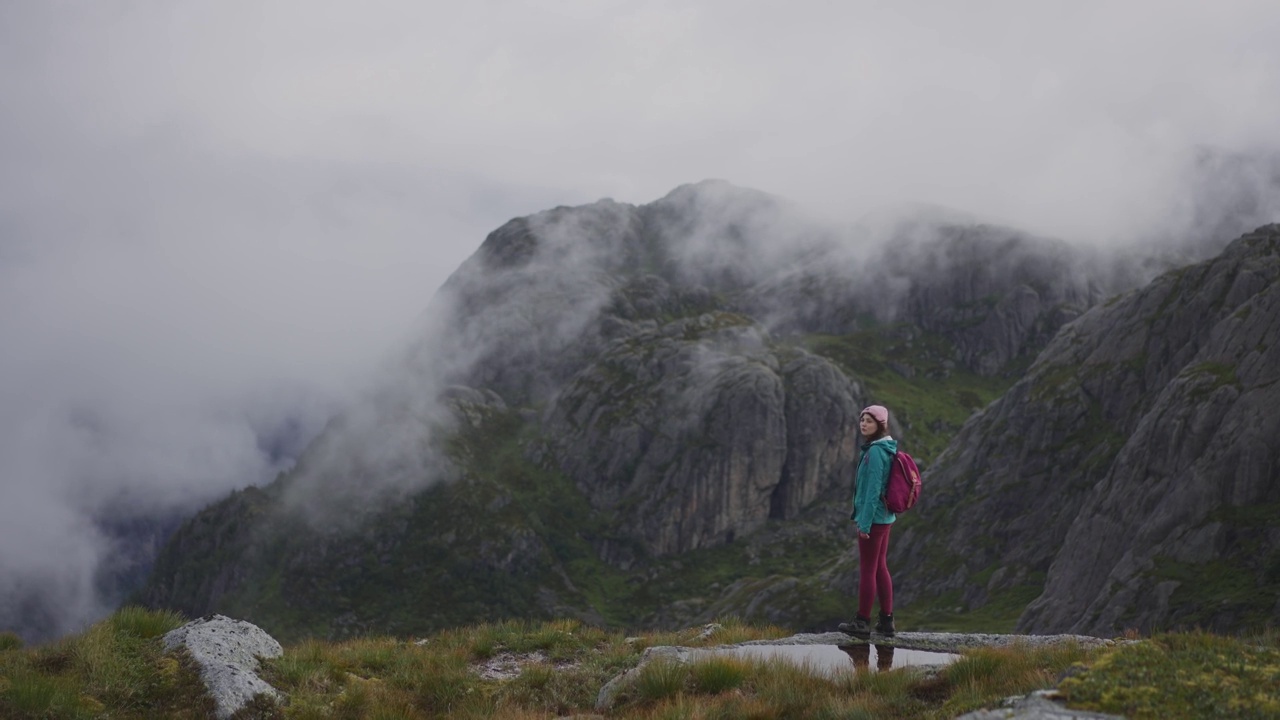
[851,436,898,531]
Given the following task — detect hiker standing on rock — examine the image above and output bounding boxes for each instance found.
[839,404,897,639]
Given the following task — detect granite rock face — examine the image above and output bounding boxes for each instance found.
[163,614,283,720]
[894,225,1280,635]
[548,311,861,559]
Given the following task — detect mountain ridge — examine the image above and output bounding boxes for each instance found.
[133,182,1278,642]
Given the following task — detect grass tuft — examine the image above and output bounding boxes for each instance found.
[495,662,597,715]
[1,670,84,719]
[636,658,689,703]
[0,632,24,651]
[688,656,749,694]
[107,606,187,639]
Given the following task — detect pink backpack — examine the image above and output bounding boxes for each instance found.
[883,451,922,513]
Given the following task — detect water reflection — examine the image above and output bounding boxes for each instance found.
[839,643,895,671]
[707,643,959,676]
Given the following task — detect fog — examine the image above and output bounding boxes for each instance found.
[3,0,1280,641]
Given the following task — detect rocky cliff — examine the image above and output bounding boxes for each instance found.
[894,225,1280,635]
[138,181,1170,640]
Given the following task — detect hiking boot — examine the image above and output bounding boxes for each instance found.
[876,612,896,637]
[838,616,872,639]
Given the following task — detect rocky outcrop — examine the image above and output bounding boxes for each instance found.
[548,310,861,559]
[163,615,283,719]
[894,225,1280,635]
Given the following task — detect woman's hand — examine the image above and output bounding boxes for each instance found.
[858,531,870,540]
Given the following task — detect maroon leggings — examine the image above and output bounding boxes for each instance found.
[858,523,893,618]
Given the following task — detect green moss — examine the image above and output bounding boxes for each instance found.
[1150,265,1195,321]
[1060,632,1280,719]
[1147,552,1280,631]
[803,329,1015,464]
[625,517,852,627]
[1205,502,1280,528]
[1028,363,1081,403]
[1121,352,1148,375]
[902,573,1045,633]
[1182,361,1241,403]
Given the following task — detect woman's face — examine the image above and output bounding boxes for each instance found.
[859,413,879,438]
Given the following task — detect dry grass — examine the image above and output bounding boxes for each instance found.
[22,610,1276,719]
[0,606,209,720]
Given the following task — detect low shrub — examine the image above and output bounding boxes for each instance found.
[0,632,24,651]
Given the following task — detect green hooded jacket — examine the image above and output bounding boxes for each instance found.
[851,436,898,531]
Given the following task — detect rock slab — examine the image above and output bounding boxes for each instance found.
[162,614,284,719]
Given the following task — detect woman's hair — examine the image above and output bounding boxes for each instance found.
[860,412,889,441]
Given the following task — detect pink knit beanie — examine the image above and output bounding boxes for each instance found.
[861,405,889,426]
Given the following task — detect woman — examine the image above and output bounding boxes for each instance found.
[839,404,897,639]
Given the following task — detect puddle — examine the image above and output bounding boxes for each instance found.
[702,644,961,675]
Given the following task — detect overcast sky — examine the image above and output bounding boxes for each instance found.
[3,0,1280,639]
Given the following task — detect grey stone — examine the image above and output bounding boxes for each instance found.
[162,614,284,720]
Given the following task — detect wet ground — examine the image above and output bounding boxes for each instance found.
[705,642,961,674]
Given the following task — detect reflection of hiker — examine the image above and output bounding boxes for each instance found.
[839,404,897,639]
[875,644,894,671]
[841,642,870,670]
[837,643,895,672]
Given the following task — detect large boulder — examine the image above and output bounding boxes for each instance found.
[163,614,284,719]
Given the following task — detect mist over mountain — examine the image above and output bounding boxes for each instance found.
[270,180,1144,528]
[5,160,1278,644]
[116,177,1276,645]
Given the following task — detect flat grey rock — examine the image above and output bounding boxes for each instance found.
[162,614,284,720]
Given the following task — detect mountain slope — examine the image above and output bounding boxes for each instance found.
[894,225,1280,634]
